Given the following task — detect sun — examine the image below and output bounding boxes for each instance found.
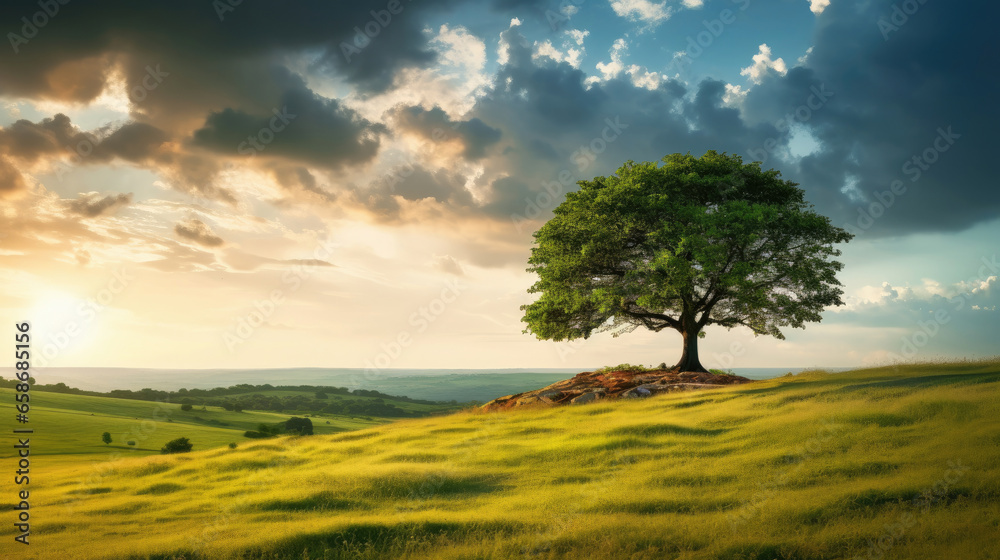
[28,290,100,365]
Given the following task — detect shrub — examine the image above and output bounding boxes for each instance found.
[180,403,193,411]
[709,368,736,376]
[127,440,136,446]
[228,442,237,449]
[101,432,112,445]
[285,417,314,435]
[160,437,193,454]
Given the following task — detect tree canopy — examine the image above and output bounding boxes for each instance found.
[521,151,853,372]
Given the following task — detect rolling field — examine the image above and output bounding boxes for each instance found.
[3,361,1000,559]
[0,389,429,468]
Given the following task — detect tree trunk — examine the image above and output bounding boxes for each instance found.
[672,328,708,373]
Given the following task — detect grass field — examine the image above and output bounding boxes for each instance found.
[0,388,437,468]
[3,360,999,559]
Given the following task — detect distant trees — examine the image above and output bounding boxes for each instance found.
[244,423,280,439]
[161,437,193,454]
[315,391,328,399]
[101,432,112,445]
[285,417,313,435]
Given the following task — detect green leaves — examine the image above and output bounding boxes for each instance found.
[521,151,853,355]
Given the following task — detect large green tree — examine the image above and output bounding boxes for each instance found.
[521,152,853,372]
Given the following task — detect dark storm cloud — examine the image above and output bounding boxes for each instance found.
[0,156,25,196]
[0,0,537,103]
[0,114,88,162]
[393,105,502,160]
[66,192,133,217]
[174,218,225,247]
[361,165,475,220]
[94,123,169,163]
[192,86,385,168]
[0,114,172,194]
[741,0,1000,236]
[0,114,168,164]
[469,27,779,220]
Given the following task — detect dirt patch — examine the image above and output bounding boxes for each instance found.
[481,369,752,412]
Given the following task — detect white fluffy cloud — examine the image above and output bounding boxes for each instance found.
[532,29,589,69]
[739,44,788,84]
[809,0,831,14]
[592,38,628,82]
[609,0,674,26]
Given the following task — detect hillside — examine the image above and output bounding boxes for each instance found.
[4,361,1000,559]
[0,386,461,465]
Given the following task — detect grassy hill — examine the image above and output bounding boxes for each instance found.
[4,360,1000,559]
[0,387,457,466]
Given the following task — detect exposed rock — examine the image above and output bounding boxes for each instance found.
[481,368,752,412]
[570,392,599,404]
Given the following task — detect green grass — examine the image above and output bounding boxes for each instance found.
[3,360,1000,559]
[0,389,395,465]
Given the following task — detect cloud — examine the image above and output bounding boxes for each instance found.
[432,254,466,276]
[610,0,674,27]
[191,86,384,169]
[0,156,26,197]
[593,38,629,81]
[174,218,224,247]
[809,0,831,14]
[392,105,502,160]
[740,44,787,84]
[737,0,1000,236]
[66,192,134,217]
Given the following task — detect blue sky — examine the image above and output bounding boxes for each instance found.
[0,0,996,370]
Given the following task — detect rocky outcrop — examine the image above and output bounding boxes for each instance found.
[481,369,752,412]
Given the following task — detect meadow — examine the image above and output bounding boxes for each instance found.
[3,360,999,559]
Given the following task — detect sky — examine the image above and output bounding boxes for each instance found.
[0,0,997,371]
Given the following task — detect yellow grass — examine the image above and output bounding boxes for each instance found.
[5,360,1000,559]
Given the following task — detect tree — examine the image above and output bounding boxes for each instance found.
[160,437,193,454]
[101,432,112,445]
[521,152,852,372]
[180,403,193,411]
[285,417,313,435]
